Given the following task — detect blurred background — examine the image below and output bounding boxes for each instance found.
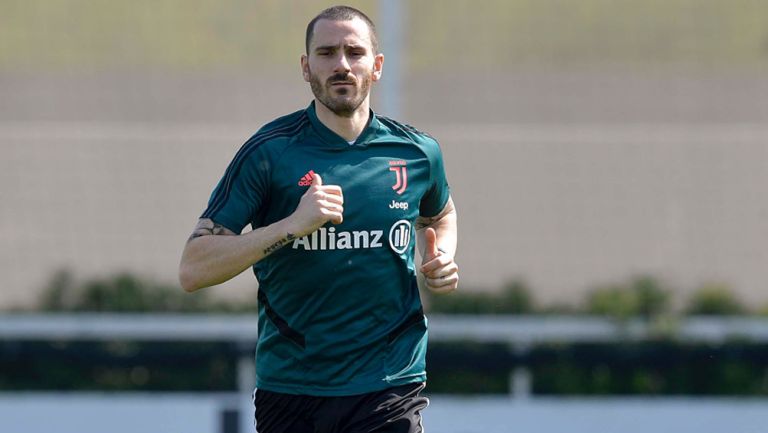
[2,0,768,432]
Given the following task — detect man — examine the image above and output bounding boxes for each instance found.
[179,5,458,432]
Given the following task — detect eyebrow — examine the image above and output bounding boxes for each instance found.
[314,45,337,52]
[314,44,367,52]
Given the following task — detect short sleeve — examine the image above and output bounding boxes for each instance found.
[200,143,271,234]
[418,140,451,218]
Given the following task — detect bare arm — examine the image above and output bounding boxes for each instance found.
[179,173,343,292]
[179,218,299,292]
[416,196,459,294]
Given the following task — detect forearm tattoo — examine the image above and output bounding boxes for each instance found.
[416,197,455,230]
[188,219,233,241]
[263,233,296,255]
[415,215,442,230]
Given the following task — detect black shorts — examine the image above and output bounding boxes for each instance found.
[254,382,429,433]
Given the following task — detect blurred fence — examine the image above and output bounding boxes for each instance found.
[3,313,768,432]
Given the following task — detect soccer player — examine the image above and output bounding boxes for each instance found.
[179,5,458,432]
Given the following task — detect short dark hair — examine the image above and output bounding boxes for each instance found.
[305,5,379,54]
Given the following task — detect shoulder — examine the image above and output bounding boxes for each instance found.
[248,109,311,148]
[376,115,438,145]
[257,108,311,136]
[376,115,443,161]
[236,109,311,161]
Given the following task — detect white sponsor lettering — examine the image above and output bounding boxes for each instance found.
[389,200,409,210]
[370,230,383,248]
[292,227,384,251]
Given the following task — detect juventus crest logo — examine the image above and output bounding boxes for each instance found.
[389,160,408,195]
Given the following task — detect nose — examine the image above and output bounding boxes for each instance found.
[333,53,351,73]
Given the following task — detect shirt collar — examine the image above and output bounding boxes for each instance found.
[307,101,381,148]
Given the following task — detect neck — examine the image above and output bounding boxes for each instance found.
[314,98,371,142]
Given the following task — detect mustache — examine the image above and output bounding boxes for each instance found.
[327,73,356,85]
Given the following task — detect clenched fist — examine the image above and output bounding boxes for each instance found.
[288,173,344,237]
[420,227,459,293]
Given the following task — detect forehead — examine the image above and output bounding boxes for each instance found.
[310,17,373,50]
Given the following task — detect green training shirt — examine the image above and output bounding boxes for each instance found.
[201,102,451,396]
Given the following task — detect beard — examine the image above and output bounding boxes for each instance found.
[308,69,372,118]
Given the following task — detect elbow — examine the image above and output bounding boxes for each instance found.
[178,264,202,293]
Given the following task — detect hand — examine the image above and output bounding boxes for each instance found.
[289,173,344,237]
[420,227,459,294]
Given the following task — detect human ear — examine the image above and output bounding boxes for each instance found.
[301,54,311,82]
[372,53,384,81]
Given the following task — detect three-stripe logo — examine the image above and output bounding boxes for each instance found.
[298,170,316,186]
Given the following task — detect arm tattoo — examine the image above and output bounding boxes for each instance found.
[415,215,441,230]
[416,197,455,230]
[263,233,296,255]
[188,219,234,241]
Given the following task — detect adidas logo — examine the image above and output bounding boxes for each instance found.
[298,170,316,186]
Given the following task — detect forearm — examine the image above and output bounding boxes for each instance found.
[427,210,457,257]
[180,173,344,292]
[416,196,459,294]
[416,197,457,259]
[179,218,296,292]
